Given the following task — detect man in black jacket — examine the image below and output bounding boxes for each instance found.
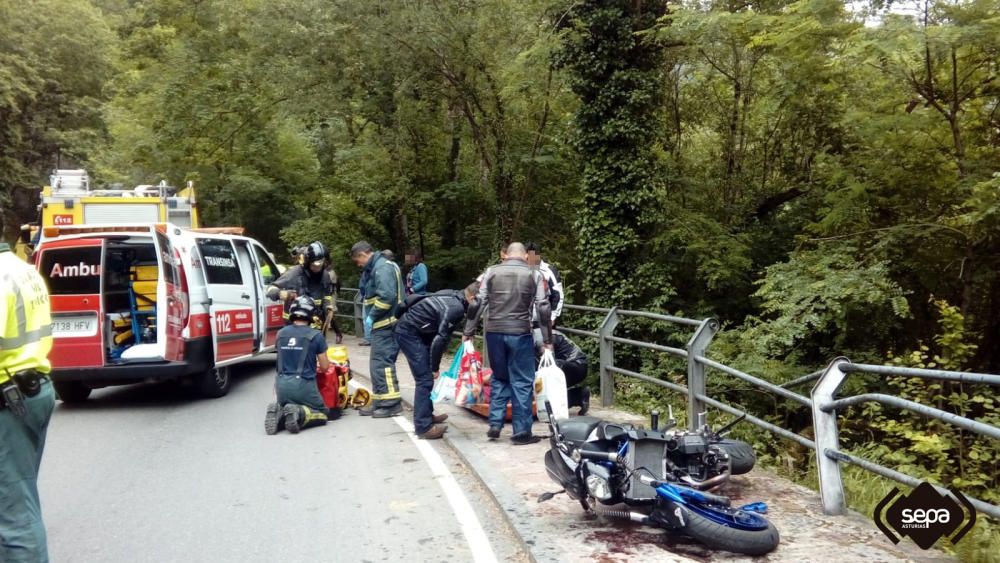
[395,283,479,439]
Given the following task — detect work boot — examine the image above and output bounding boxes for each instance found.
[326,407,342,420]
[418,425,447,440]
[432,413,449,424]
[487,426,501,440]
[283,404,303,434]
[264,402,284,435]
[372,404,403,418]
[359,404,375,416]
[299,406,329,430]
[579,388,591,416]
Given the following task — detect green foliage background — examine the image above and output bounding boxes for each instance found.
[2,0,998,558]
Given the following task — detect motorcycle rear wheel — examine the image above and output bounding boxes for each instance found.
[716,439,755,475]
[677,504,779,555]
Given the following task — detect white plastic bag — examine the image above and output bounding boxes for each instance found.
[431,350,463,404]
[535,349,568,421]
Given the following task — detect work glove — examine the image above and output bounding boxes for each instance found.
[364,315,373,340]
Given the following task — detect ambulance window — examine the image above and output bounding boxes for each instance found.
[252,244,279,285]
[196,238,243,285]
[38,247,103,295]
[155,232,179,287]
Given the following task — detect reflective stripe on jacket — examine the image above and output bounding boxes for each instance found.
[0,250,53,378]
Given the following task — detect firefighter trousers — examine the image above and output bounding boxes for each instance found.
[0,380,55,563]
[369,326,401,409]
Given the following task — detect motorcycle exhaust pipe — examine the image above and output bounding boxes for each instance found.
[595,506,649,524]
[680,469,731,491]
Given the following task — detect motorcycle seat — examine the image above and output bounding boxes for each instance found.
[558,416,603,443]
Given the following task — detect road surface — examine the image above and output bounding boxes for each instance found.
[38,356,527,563]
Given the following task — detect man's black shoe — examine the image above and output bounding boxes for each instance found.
[487,426,501,440]
[511,432,542,445]
[372,404,403,418]
[578,388,591,416]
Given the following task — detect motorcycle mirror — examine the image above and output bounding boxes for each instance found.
[650,410,659,431]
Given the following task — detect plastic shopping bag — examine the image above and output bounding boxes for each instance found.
[431,349,464,404]
[536,350,568,421]
[456,344,492,407]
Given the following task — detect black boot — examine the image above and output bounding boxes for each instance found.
[283,404,304,434]
[265,402,284,435]
[578,388,591,416]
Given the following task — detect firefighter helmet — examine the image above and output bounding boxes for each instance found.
[289,295,317,322]
[304,241,328,265]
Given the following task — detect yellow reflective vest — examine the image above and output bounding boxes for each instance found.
[0,247,53,381]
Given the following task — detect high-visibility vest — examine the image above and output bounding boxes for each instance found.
[0,248,53,382]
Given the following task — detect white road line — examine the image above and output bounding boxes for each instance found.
[393,416,499,563]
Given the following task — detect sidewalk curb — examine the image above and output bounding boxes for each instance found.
[351,369,554,563]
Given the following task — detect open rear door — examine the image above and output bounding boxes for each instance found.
[195,237,256,365]
[154,226,186,362]
[36,238,105,369]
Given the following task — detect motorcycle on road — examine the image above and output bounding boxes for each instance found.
[538,404,780,556]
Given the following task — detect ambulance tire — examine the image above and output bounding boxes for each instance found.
[53,380,92,403]
[196,365,231,398]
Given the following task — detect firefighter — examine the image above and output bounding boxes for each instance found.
[0,241,56,562]
[266,241,344,344]
[351,241,403,418]
[265,296,331,434]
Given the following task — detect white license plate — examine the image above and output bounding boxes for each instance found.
[52,315,98,338]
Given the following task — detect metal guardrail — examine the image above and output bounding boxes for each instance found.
[336,291,999,520]
[555,303,1000,521]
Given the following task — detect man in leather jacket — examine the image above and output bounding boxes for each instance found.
[464,243,552,445]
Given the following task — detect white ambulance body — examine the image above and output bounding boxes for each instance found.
[34,223,285,402]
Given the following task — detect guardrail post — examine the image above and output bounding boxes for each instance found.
[686,318,719,431]
[598,307,620,407]
[353,291,364,337]
[811,357,851,516]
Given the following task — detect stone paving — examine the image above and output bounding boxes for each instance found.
[338,334,954,562]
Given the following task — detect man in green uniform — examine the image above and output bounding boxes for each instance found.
[351,241,403,418]
[265,296,331,434]
[0,241,56,562]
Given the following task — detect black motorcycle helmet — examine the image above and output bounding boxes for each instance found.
[289,295,317,322]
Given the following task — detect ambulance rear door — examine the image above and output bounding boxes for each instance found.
[36,238,105,369]
[194,237,257,366]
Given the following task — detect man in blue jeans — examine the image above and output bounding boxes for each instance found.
[464,243,552,445]
[394,283,478,439]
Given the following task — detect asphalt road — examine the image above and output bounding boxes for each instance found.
[38,356,528,563]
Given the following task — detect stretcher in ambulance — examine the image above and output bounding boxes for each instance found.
[34,223,285,402]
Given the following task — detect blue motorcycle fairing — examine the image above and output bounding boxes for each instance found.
[655,484,771,532]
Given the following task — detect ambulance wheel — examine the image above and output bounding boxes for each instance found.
[197,366,231,398]
[53,381,91,403]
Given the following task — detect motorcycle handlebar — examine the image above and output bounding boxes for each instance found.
[578,449,619,463]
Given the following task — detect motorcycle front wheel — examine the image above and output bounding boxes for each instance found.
[676,503,779,555]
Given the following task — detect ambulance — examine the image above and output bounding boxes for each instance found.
[34,223,286,402]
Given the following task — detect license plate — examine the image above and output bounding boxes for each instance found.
[52,315,98,338]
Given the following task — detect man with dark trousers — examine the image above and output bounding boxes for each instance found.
[265,296,331,434]
[351,241,404,417]
[1,241,56,562]
[464,242,552,445]
[395,282,479,439]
